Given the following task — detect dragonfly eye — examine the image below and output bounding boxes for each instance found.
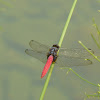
[88,48,91,50]
[88,48,94,54]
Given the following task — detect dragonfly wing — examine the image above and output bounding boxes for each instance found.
[56,56,92,67]
[59,48,94,58]
[29,40,50,52]
[25,49,47,64]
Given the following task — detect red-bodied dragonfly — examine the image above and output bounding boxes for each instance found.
[25,40,94,78]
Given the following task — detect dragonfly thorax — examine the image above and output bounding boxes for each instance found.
[47,44,59,62]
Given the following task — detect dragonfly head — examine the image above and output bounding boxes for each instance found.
[52,44,59,49]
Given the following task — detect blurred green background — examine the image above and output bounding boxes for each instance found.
[0,0,100,100]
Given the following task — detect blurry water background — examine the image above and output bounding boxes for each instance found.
[0,0,100,100]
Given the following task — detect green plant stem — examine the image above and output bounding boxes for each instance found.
[69,68,98,86]
[91,33,100,48]
[39,0,77,100]
[92,19,100,47]
[78,41,100,62]
[58,0,77,47]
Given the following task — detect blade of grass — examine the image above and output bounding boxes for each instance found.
[39,0,77,100]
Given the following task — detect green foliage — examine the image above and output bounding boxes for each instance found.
[78,20,100,100]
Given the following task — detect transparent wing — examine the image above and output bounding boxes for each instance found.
[56,48,93,67]
[56,56,92,67]
[29,40,49,52]
[25,49,47,63]
[59,48,94,58]
[26,41,94,67]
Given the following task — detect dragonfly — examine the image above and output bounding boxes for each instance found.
[25,40,94,78]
